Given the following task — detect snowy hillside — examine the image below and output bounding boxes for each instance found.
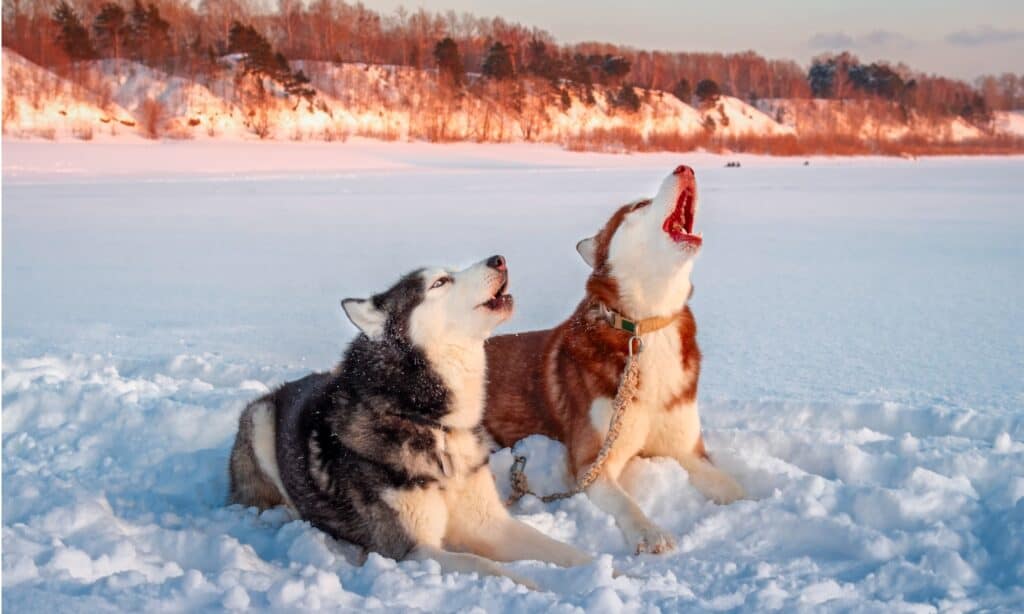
[757,98,985,142]
[995,111,1024,137]
[2,49,136,140]
[86,59,249,139]
[4,141,1024,611]
[3,48,1011,151]
[700,96,795,137]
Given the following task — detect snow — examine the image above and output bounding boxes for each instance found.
[757,98,987,143]
[87,60,248,139]
[2,49,137,141]
[947,117,984,142]
[700,96,795,137]
[994,111,1024,138]
[3,140,1024,611]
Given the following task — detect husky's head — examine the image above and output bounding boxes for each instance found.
[577,165,701,319]
[341,255,513,347]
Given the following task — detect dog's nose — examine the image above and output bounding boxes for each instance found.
[673,164,694,176]
[486,255,506,271]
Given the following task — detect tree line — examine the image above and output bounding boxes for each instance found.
[4,0,1022,122]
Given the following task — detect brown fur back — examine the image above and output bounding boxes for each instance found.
[484,200,702,476]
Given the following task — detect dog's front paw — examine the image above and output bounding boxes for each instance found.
[630,524,676,555]
[705,475,746,505]
[689,465,746,505]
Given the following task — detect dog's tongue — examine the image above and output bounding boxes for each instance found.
[681,188,694,233]
[663,188,702,245]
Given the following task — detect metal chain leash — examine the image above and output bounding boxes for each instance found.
[505,335,643,506]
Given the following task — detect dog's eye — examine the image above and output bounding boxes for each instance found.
[430,277,452,289]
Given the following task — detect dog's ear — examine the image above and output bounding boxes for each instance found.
[341,298,386,338]
[576,236,598,268]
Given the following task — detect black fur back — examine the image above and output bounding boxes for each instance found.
[338,333,450,425]
[267,271,480,560]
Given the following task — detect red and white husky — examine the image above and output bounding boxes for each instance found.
[484,165,744,554]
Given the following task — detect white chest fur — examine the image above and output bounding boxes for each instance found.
[420,341,486,431]
[438,427,488,482]
[588,327,701,455]
[635,328,692,409]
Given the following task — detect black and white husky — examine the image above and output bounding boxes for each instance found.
[229,256,592,587]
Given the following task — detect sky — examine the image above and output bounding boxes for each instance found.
[360,0,1024,81]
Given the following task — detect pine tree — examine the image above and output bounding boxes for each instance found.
[433,37,464,88]
[672,78,692,104]
[568,54,595,105]
[601,55,630,84]
[123,1,171,65]
[53,0,95,61]
[229,21,289,79]
[559,87,572,111]
[142,3,172,66]
[482,42,515,81]
[123,1,147,60]
[614,84,641,112]
[525,39,557,81]
[228,21,314,101]
[808,61,834,98]
[93,3,127,60]
[695,79,721,105]
[284,68,314,100]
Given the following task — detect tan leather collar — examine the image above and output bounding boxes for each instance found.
[596,303,681,336]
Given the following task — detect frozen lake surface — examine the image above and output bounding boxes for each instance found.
[3,141,1023,611]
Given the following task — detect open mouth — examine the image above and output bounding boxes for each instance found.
[662,186,703,247]
[480,277,513,311]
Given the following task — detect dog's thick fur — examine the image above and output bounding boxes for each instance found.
[230,257,591,587]
[485,167,745,554]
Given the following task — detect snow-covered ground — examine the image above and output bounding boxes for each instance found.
[3,141,1023,612]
